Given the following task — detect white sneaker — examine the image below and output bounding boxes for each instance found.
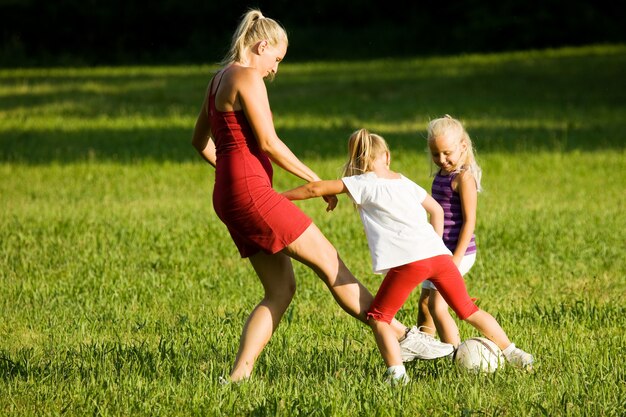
[505,346,535,370]
[399,326,455,362]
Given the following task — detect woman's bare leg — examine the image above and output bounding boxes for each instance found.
[230,251,296,381]
[283,223,406,339]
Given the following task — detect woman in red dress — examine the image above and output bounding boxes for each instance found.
[192,9,452,382]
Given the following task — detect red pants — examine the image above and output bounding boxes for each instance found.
[367,255,478,324]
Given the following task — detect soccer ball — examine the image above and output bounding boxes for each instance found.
[454,337,505,373]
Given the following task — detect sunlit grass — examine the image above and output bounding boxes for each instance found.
[1,44,625,416]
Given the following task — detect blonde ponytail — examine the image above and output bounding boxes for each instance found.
[220,9,288,66]
[343,128,390,177]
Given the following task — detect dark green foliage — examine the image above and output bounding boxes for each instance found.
[1,1,624,66]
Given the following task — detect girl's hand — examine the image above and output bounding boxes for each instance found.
[323,195,338,211]
[452,254,463,268]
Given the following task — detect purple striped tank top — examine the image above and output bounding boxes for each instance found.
[431,171,476,255]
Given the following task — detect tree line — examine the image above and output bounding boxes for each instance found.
[1,0,624,66]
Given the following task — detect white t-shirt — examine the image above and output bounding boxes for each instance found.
[342,172,451,274]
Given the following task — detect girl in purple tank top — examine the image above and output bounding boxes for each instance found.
[417,115,482,347]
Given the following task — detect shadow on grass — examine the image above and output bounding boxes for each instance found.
[2,45,624,164]
[0,124,623,165]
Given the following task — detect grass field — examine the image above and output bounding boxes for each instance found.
[1,44,625,416]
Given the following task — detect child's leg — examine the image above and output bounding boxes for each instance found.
[465,308,534,368]
[464,310,511,349]
[427,255,478,324]
[428,290,461,346]
[421,254,475,343]
[430,255,534,368]
[432,253,475,346]
[368,318,403,367]
[417,288,436,335]
[367,261,435,365]
[367,262,430,327]
[428,257,510,348]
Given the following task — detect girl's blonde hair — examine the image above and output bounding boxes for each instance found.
[220,9,288,69]
[343,128,390,177]
[427,115,482,191]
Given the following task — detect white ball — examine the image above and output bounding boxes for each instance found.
[454,337,505,373]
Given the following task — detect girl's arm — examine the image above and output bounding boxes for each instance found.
[453,171,478,265]
[191,93,217,167]
[422,194,445,237]
[238,69,322,182]
[283,180,347,211]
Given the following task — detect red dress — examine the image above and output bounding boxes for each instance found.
[209,71,312,258]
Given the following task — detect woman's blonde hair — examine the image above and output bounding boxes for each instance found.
[427,115,482,191]
[343,128,390,177]
[220,9,288,68]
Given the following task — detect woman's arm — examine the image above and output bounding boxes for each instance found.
[237,69,321,182]
[453,171,478,265]
[422,194,445,237]
[191,93,217,167]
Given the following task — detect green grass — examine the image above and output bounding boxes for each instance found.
[1,44,625,416]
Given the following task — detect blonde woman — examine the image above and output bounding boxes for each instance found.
[191,10,451,382]
[283,128,534,384]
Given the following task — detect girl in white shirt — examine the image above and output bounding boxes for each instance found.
[283,128,534,384]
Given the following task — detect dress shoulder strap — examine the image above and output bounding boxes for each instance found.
[209,66,235,97]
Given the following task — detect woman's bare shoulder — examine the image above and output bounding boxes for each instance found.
[226,65,260,85]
